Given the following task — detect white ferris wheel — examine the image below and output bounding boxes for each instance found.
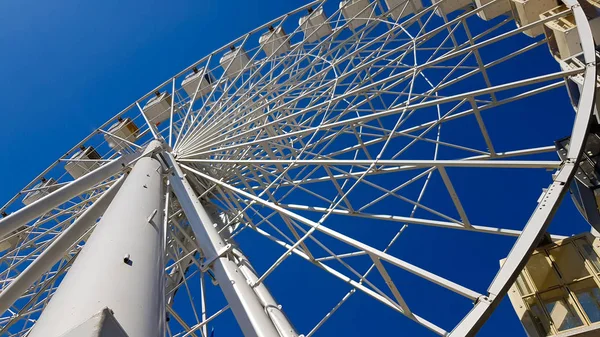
[0,0,599,336]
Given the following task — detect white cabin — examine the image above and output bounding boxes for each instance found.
[142,91,172,125]
[0,226,27,253]
[503,233,600,337]
[541,4,600,60]
[182,69,214,99]
[104,117,139,151]
[299,7,333,43]
[474,0,511,20]
[259,26,291,57]
[65,146,102,179]
[560,51,600,122]
[340,0,375,30]
[385,0,424,20]
[219,46,251,78]
[510,0,559,37]
[433,0,473,17]
[22,178,59,206]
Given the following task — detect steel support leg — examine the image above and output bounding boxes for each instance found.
[162,153,294,337]
[28,145,165,337]
[0,150,144,239]
[0,175,126,316]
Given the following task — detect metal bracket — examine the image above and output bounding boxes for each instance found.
[200,244,232,272]
[146,209,158,223]
[476,294,495,305]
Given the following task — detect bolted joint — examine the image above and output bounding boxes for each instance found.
[475,293,495,305]
[200,244,233,272]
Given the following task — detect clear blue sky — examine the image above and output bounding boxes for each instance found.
[0,0,593,336]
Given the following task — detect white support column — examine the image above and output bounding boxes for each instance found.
[28,144,165,337]
[161,153,283,337]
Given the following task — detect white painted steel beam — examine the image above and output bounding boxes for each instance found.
[0,175,126,316]
[232,248,298,337]
[0,151,145,240]
[178,159,561,168]
[162,152,284,337]
[182,163,481,301]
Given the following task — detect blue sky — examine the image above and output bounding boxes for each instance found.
[0,0,594,336]
[0,0,308,196]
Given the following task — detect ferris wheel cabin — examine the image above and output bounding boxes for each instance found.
[259,26,291,57]
[503,233,600,336]
[559,51,600,123]
[142,91,173,125]
[104,117,139,151]
[474,0,511,20]
[385,0,424,20]
[0,226,28,253]
[64,146,102,179]
[540,4,600,60]
[433,0,473,16]
[339,0,376,30]
[299,7,334,43]
[181,67,214,99]
[510,0,560,37]
[219,45,251,78]
[21,178,59,206]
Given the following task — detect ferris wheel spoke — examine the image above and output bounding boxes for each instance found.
[178,23,337,149]
[166,306,200,337]
[177,67,574,160]
[178,16,436,151]
[280,202,571,241]
[253,214,414,315]
[200,152,568,238]
[243,208,424,331]
[178,305,230,337]
[183,164,482,301]
[180,158,561,170]
[305,288,355,337]
[185,69,340,155]
[204,169,464,230]
[237,205,301,247]
[170,250,202,330]
[250,223,447,336]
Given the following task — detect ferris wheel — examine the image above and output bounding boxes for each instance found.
[0,0,597,336]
